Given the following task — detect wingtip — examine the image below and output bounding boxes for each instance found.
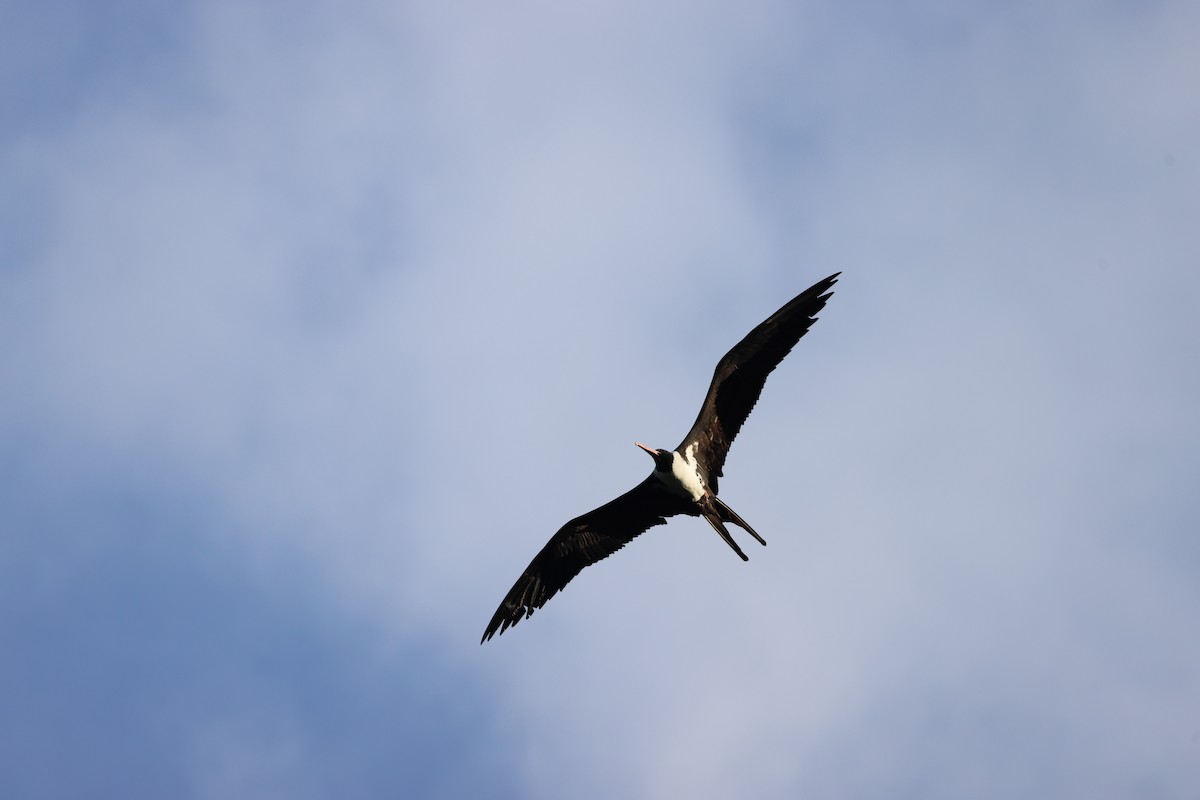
[480,615,506,644]
[481,618,510,644]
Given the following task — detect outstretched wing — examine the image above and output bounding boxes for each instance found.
[481,476,690,642]
[677,273,839,488]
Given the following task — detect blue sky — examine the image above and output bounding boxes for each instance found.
[3,0,1199,797]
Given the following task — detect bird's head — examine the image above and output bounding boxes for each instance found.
[635,442,674,471]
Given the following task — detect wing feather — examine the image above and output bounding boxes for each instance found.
[677,273,839,485]
[481,476,690,642]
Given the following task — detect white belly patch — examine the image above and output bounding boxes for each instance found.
[660,444,706,501]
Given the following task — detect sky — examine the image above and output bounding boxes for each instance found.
[2,0,1199,797]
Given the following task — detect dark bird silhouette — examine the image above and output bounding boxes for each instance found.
[482,273,839,642]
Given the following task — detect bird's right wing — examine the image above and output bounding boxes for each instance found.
[481,476,689,642]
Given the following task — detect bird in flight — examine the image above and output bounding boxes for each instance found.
[482,273,839,642]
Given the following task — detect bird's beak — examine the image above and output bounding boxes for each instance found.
[635,442,656,457]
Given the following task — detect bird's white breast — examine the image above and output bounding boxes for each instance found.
[658,444,706,502]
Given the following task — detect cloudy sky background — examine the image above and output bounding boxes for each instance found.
[3,0,1199,797]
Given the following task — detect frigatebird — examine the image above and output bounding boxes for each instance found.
[482,273,839,642]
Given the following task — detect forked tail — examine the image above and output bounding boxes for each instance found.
[703,497,767,560]
[713,497,766,547]
[703,514,748,560]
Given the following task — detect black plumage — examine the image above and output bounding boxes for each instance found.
[482,273,839,642]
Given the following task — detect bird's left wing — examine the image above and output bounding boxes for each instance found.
[481,476,689,642]
[676,272,839,486]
